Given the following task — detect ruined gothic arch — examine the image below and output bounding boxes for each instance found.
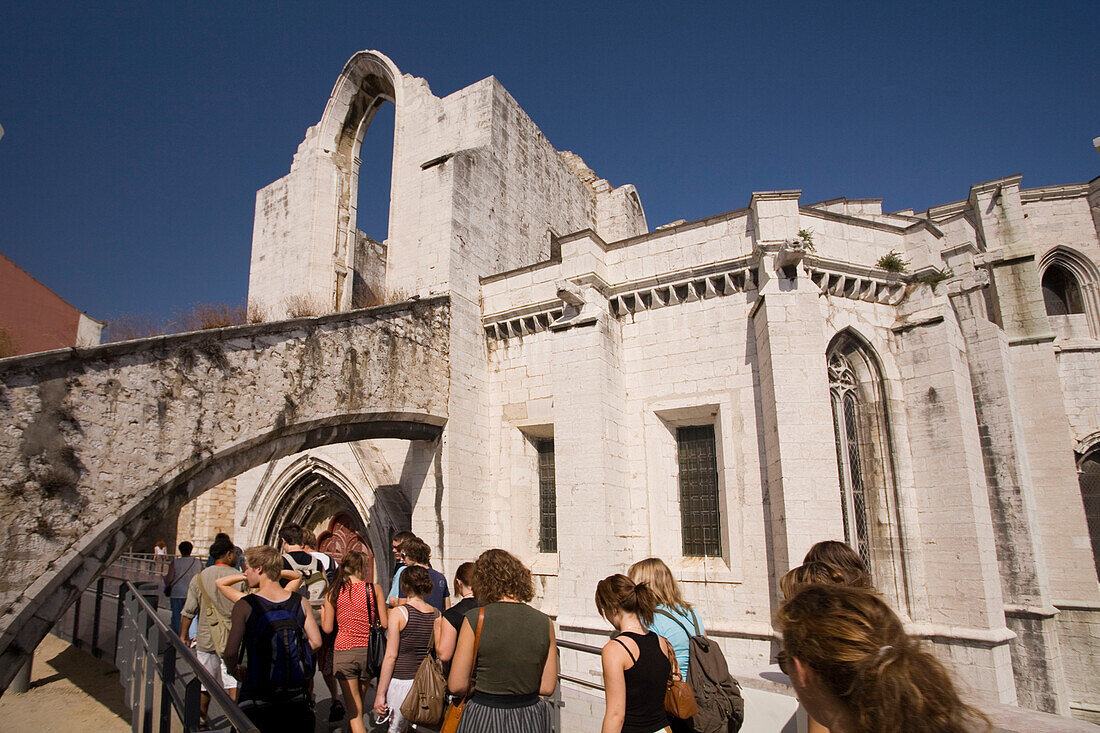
[826,328,911,614]
[316,50,402,309]
[1039,246,1100,336]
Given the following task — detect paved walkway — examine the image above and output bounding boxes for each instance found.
[0,633,129,732]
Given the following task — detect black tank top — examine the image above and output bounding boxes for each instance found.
[615,631,671,733]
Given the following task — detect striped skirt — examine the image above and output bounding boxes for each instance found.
[454,699,552,733]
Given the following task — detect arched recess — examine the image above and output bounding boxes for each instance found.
[1075,434,1100,581]
[0,410,444,694]
[316,51,402,311]
[826,329,910,612]
[249,453,390,582]
[1039,246,1100,338]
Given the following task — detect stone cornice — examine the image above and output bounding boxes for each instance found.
[1020,183,1090,202]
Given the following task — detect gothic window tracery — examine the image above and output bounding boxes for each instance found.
[828,351,874,575]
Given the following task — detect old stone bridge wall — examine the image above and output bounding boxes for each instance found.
[0,297,449,691]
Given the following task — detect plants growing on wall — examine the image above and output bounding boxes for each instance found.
[877,250,909,273]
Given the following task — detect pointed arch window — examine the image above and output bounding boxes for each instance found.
[1042,263,1084,316]
[825,333,908,608]
[1077,450,1100,580]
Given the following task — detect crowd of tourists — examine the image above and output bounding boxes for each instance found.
[167,529,990,733]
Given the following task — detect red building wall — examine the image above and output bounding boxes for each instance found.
[0,253,91,356]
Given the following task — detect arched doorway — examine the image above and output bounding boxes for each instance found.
[264,472,375,581]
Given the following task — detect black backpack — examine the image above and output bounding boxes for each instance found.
[242,595,314,699]
[656,609,745,733]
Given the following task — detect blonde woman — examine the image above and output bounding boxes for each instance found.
[626,558,702,733]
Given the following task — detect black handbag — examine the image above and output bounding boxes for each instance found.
[366,584,387,677]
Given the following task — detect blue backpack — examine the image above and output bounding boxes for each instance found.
[241,594,314,699]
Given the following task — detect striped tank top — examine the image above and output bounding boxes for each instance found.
[334,582,378,651]
[393,604,437,680]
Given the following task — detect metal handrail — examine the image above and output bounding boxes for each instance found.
[120,580,258,733]
[548,635,607,730]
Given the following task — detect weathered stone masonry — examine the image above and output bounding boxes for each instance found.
[0,297,450,692]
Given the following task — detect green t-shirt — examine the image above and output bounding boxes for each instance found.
[463,601,552,696]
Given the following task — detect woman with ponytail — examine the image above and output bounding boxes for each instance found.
[596,574,675,733]
[322,550,388,733]
[627,558,702,733]
[775,584,990,733]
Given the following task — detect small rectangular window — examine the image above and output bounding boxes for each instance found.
[677,425,721,556]
[537,438,557,553]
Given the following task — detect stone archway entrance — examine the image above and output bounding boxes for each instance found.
[264,472,375,579]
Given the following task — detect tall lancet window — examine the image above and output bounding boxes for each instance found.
[826,332,907,607]
[829,350,874,574]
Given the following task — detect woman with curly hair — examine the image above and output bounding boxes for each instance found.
[448,549,558,733]
[775,584,990,733]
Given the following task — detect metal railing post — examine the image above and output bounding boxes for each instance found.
[183,678,202,733]
[159,642,176,732]
[142,616,158,732]
[91,577,104,657]
[115,582,129,665]
[71,584,82,648]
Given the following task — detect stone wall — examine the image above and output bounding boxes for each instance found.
[0,297,450,692]
[175,478,238,554]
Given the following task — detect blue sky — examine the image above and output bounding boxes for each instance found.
[1,2,1097,328]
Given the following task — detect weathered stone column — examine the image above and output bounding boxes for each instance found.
[891,288,1018,703]
[966,177,1098,713]
[749,191,845,577]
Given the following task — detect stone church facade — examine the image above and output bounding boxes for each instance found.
[189,51,1099,720]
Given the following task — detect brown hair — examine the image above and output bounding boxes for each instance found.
[400,538,431,565]
[453,561,475,591]
[244,545,282,581]
[278,524,304,547]
[328,549,369,603]
[300,531,318,550]
[627,557,691,614]
[392,530,418,544]
[401,565,434,598]
[776,584,989,733]
[595,574,659,627]
[803,541,872,589]
[779,561,865,601]
[472,549,534,603]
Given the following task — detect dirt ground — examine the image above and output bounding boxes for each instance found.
[0,634,129,732]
